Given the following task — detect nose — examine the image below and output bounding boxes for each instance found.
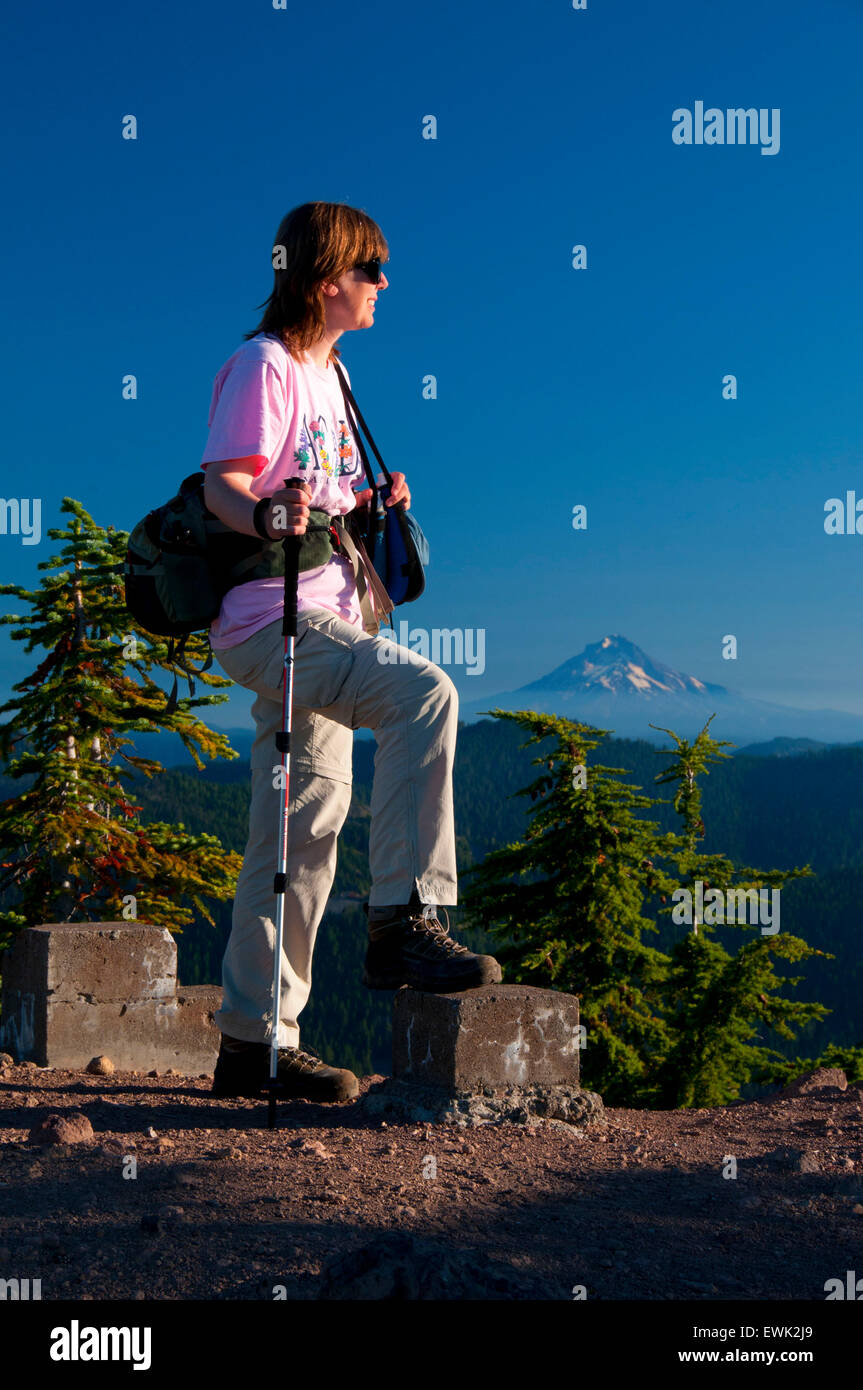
[377,270,388,290]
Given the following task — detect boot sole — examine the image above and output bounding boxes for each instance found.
[362,965,502,993]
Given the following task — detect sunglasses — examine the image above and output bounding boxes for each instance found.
[353,256,387,284]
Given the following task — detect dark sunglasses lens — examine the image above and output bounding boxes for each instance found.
[360,258,383,282]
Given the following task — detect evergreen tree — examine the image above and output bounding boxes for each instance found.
[649,718,828,1107]
[461,709,680,1105]
[462,709,832,1110]
[0,498,242,949]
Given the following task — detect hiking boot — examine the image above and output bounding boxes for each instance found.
[362,903,502,993]
[212,1034,359,1103]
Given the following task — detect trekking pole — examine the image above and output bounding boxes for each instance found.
[265,477,307,1130]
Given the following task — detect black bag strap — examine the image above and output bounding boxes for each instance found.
[331,359,394,494]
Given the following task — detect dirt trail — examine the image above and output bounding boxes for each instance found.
[1,1064,861,1300]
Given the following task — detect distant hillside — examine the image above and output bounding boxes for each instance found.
[735,737,830,758]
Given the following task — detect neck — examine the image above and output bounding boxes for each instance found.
[305,326,342,370]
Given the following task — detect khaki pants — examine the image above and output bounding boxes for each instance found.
[211,606,459,1047]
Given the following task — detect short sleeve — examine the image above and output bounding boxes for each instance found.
[201,354,287,474]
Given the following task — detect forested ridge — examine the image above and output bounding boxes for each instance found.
[107,720,863,1077]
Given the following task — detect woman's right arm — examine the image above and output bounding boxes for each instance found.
[203,457,311,538]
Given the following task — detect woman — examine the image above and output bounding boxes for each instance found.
[201,203,501,1105]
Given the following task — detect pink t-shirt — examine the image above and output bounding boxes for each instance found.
[200,333,366,649]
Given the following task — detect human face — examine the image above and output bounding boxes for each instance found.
[326,260,389,333]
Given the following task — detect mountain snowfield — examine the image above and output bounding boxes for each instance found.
[460,634,863,747]
[520,635,724,700]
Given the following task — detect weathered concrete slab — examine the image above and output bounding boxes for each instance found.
[0,924,222,1076]
[392,984,582,1091]
[2,922,177,1004]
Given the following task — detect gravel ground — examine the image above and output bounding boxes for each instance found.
[1,1062,861,1301]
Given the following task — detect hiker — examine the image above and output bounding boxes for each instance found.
[201,202,501,1105]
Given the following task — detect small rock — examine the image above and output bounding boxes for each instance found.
[147,1070,159,1079]
[795,1151,821,1174]
[86,1056,115,1077]
[98,1140,129,1157]
[300,1140,332,1160]
[146,1127,158,1139]
[545,1118,585,1138]
[28,1112,95,1148]
[0,1052,14,1068]
[164,1068,182,1078]
[782,1068,847,1098]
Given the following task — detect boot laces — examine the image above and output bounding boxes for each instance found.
[408,906,471,958]
[278,1045,323,1074]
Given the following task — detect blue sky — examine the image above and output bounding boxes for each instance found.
[2,0,862,731]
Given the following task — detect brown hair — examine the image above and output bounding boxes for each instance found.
[244,202,389,363]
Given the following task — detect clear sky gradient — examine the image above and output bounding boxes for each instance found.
[2,0,861,729]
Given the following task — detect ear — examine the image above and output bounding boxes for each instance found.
[321,281,339,298]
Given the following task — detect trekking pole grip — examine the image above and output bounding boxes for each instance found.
[281,476,307,637]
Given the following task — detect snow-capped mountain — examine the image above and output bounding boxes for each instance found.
[519,635,727,701]
[461,635,863,746]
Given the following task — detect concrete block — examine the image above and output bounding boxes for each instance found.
[2,922,177,1004]
[392,983,581,1091]
[0,924,222,1076]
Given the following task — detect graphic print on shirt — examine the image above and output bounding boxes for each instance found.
[294,413,361,482]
